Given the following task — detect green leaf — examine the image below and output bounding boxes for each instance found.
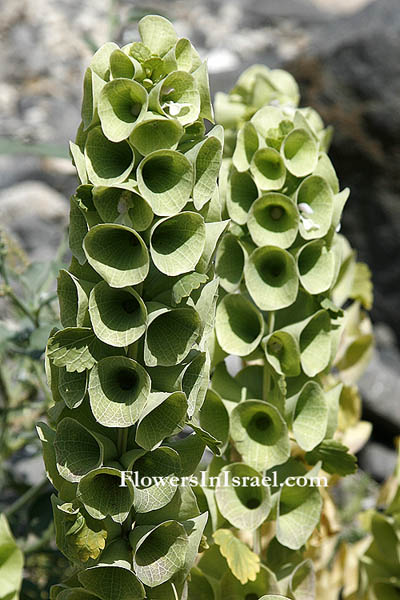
[213,529,260,584]
[0,514,23,599]
[88,356,150,427]
[58,367,87,409]
[137,150,194,216]
[47,327,118,373]
[83,224,149,288]
[88,281,147,347]
[150,212,206,276]
[57,269,91,328]
[232,121,259,172]
[305,440,357,476]
[230,401,290,471]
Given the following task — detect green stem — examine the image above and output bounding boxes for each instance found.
[4,286,38,327]
[32,360,52,405]
[117,428,129,456]
[253,527,261,556]
[267,310,275,334]
[4,478,48,519]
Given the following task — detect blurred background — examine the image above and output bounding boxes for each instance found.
[0,0,399,596]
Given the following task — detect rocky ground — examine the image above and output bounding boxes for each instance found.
[0,0,398,481]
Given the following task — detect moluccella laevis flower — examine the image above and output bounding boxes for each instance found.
[40,15,228,599]
[192,64,373,596]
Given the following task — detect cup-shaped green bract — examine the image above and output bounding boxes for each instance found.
[54,417,115,483]
[98,78,148,142]
[135,392,187,451]
[57,269,90,328]
[92,186,154,232]
[215,463,271,530]
[198,389,230,453]
[149,71,200,125]
[250,147,286,192]
[77,466,135,523]
[299,310,332,377]
[292,382,328,451]
[150,212,206,276]
[281,127,318,177]
[247,193,299,249]
[215,293,264,357]
[276,466,323,550]
[79,563,145,600]
[89,281,147,347]
[215,233,245,293]
[232,121,259,172]
[296,175,333,240]
[230,401,290,471]
[58,367,87,409]
[137,150,194,216]
[144,306,201,367]
[130,521,188,587]
[245,246,299,311]
[226,168,259,226]
[297,239,335,294]
[130,114,184,155]
[263,330,301,377]
[88,356,150,427]
[128,447,182,513]
[85,127,135,185]
[83,224,149,288]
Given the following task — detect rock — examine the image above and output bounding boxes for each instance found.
[358,441,397,482]
[288,0,400,344]
[0,181,68,262]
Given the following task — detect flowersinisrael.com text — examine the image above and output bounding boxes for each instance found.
[119,470,328,489]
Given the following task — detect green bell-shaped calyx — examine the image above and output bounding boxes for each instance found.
[215,293,264,357]
[130,521,188,587]
[85,127,135,186]
[83,224,149,288]
[88,281,147,347]
[244,246,299,311]
[230,400,290,471]
[215,463,272,530]
[247,193,299,249]
[137,149,194,216]
[150,212,206,276]
[98,78,148,142]
[78,466,135,523]
[88,356,150,427]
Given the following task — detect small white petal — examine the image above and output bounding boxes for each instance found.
[300,215,320,232]
[162,101,191,116]
[163,87,175,95]
[298,202,314,215]
[336,223,341,232]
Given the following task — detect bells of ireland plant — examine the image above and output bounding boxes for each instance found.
[40,15,227,599]
[191,64,372,598]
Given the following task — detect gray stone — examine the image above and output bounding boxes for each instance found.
[358,441,397,482]
[0,181,68,262]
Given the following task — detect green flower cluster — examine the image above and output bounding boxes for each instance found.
[40,16,228,600]
[188,65,367,596]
